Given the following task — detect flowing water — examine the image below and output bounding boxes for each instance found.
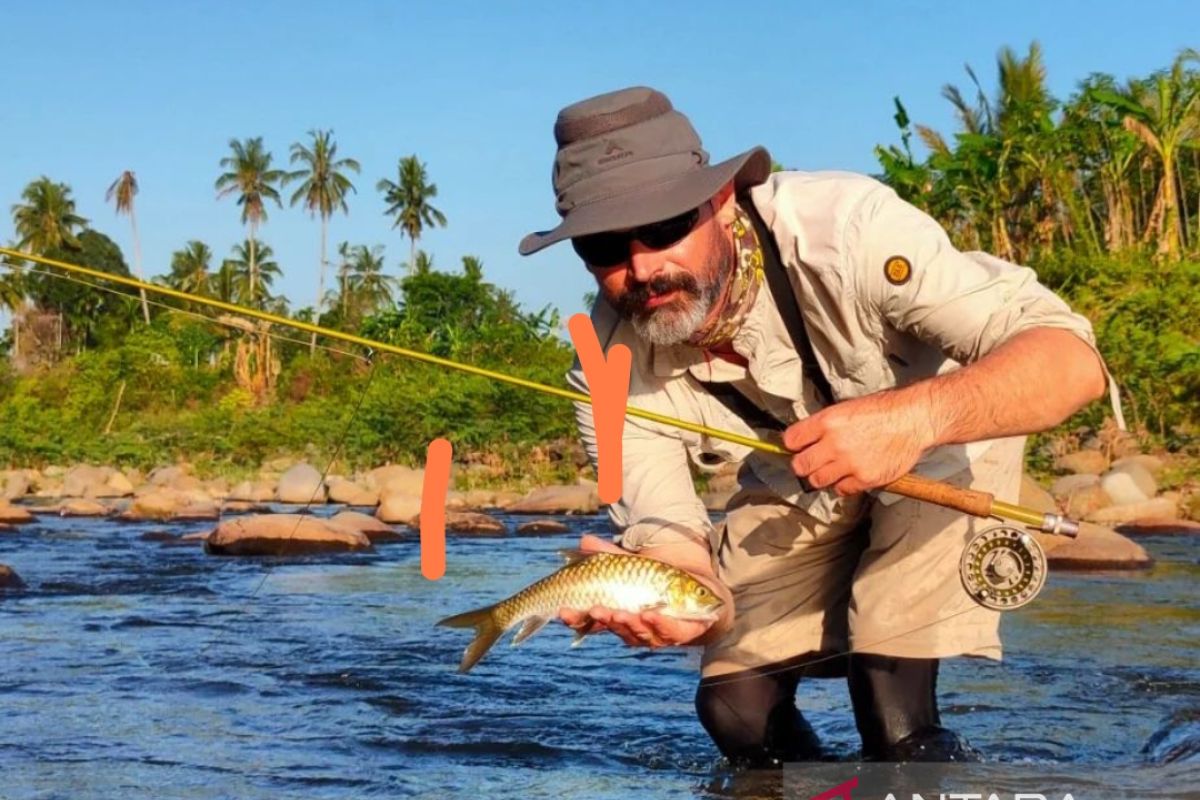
[0,507,1196,799]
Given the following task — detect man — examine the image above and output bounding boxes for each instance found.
[517,86,1109,764]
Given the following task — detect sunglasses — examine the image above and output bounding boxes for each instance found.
[571,205,702,268]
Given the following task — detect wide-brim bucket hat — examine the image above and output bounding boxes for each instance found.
[519,86,771,256]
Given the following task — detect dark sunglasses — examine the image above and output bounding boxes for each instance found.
[571,205,702,268]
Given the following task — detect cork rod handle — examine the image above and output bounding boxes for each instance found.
[883,473,995,518]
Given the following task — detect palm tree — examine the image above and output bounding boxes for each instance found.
[377,155,447,270]
[326,243,395,326]
[225,239,283,309]
[11,177,88,254]
[1089,49,1200,258]
[285,129,360,353]
[0,264,25,360]
[166,240,214,297]
[215,137,285,302]
[106,170,150,323]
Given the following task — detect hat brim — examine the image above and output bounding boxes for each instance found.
[518,145,771,256]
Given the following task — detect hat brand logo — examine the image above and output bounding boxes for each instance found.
[598,139,633,165]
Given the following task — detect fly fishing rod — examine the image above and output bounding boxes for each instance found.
[0,247,1078,540]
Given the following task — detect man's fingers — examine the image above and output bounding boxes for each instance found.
[789,439,837,479]
[808,461,852,489]
[783,414,824,452]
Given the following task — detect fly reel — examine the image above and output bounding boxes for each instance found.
[960,525,1046,610]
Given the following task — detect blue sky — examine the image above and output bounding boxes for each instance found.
[2,1,1196,323]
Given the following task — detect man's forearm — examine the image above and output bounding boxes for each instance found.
[914,327,1108,448]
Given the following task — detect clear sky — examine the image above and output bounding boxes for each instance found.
[2,1,1196,323]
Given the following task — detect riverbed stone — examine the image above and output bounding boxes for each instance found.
[367,465,426,497]
[276,463,327,504]
[1037,522,1151,570]
[205,514,373,556]
[63,465,110,498]
[1100,463,1157,506]
[1116,519,1200,537]
[0,564,25,590]
[1051,473,1100,498]
[491,491,524,509]
[327,478,379,507]
[1019,475,1058,514]
[59,499,110,517]
[1053,450,1108,476]
[1111,454,1165,477]
[0,503,35,524]
[2,471,30,501]
[376,493,421,525]
[436,511,507,535]
[228,480,276,503]
[330,510,404,543]
[506,485,600,515]
[515,518,570,535]
[1087,497,1179,525]
[1063,484,1112,519]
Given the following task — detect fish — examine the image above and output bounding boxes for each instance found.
[436,550,724,673]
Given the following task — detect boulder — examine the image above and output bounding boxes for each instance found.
[228,480,276,503]
[0,503,35,524]
[330,510,405,543]
[123,490,183,521]
[434,511,507,536]
[1053,450,1108,476]
[1116,519,1200,537]
[1087,497,1180,525]
[173,502,220,521]
[376,493,422,525]
[1063,484,1112,519]
[102,471,135,497]
[1100,463,1157,506]
[63,465,111,498]
[491,490,524,509]
[446,491,477,511]
[1051,473,1100,498]
[2,471,30,501]
[327,479,379,507]
[1111,454,1165,477]
[32,479,63,499]
[506,485,600,515]
[1037,522,1151,570]
[462,489,497,509]
[0,564,25,590]
[221,501,270,515]
[367,465,426,497]
[148,465,190,486]
[42,465,67,478]
[205,478,230,500]
[515,518,570,535]
[276,463,327,504]
[59,499,110,517]
[205,514,372,556]
[1018,475,1058,514]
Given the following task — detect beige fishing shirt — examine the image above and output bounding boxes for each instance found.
[567,171,1106,552]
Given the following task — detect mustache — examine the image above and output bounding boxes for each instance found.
[613,273,701,318]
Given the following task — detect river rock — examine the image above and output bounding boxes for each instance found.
[491,490,524,509]
[205,514,373,556]
[515,518,570,535]
[367,464,426,497]
[1063,484,1112,519]
[0,564,25,590]
[42,465,66,479]
[276,463,327,504]
[445,491,475,511]
[32,479,63,499]
[376,493,421,525]
[1116,519,1200,537]
[0,503,34,524]
[462,489,497,509]
[330,510,404,543]
[506,485,600,515]
[59,499,110,517]
[1018,475,1058,514]
[327,479,379,506]
[228,480,276,503]
[63,465,111,498]
[103,471,135,497]
[1112,454,1165,477]
[1100,463,1157,506]
[204,478,230,500]
[2,471,30,501]
[1087,497,1179,525]
[1037,522,1151,570]
[1054,450,1108,476]
[1051,473,1099,498]
[437,511,507,535]
[221,501,270,515]
[122,489,183,521]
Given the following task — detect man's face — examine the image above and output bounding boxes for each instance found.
[583,198,734,346]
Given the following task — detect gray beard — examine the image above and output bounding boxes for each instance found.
[630,285,717,345]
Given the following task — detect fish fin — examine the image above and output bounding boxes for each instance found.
[511,616,550,646]
[436,605,504,674]
[570,629,590,648]
[556,548,590,565]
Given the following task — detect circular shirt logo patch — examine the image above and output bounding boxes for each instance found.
[884,255,912,285]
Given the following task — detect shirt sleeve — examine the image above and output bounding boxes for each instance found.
[848,185,1103,365]
[566,356,713,554]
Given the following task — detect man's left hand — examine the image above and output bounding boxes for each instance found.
[783,387,936,496]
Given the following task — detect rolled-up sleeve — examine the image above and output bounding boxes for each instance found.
[566,358,713,553]
[848,186,1102,365]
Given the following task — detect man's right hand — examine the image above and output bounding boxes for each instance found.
[557,533,733,649]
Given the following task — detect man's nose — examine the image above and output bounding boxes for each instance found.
[628,239,669,284]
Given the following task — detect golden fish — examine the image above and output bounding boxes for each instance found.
[437,550,723,673]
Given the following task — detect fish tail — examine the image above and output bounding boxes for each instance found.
[436,605,504,674]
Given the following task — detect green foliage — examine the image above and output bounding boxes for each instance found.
[34,229,135,349]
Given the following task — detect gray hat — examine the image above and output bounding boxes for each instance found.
[519,86,771,256]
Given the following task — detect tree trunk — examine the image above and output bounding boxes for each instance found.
[1158,148,1181,260]
[104,380,126,435]
[310,215,327,355]
[249,222,259,308]
[130,204,150,324]
[410,237,416,275]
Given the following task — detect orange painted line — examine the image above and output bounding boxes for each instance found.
[568,314,632,505]
[420,438,453,580]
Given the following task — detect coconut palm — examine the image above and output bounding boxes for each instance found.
[166,240,214,298]
[377,155,447,270]
[1088,49,1200,258]
[11,177,88,255]
[215,137,285,302]
[284,129,360,353]
[225,239,283,309]
[106,170,150,323]
[326,243,395,327]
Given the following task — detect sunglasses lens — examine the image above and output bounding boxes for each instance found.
[637,207,701,249]
[572,233,629,267]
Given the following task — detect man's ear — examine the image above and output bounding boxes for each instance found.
[710,181,737,227]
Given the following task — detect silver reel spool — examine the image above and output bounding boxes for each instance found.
[960,525,1047,610]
